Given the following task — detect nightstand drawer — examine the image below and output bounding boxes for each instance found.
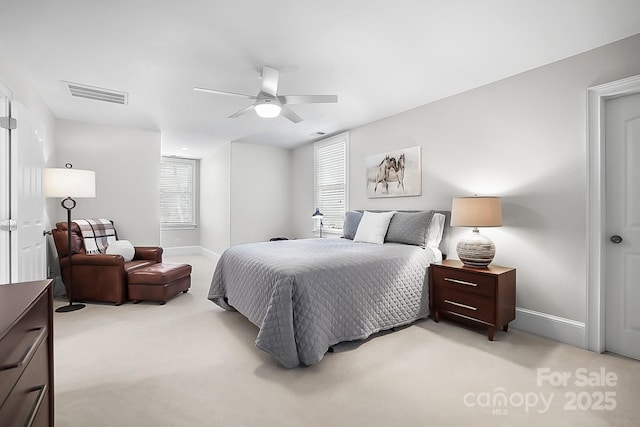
[434,288,494,324]
[431,267,496,298]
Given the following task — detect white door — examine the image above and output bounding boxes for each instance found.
[10,101,47,282]
[605,92,640,360]
[0,89,10,284]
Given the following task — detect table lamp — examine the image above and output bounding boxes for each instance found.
[450,196,503,268]
[312,208,324,238]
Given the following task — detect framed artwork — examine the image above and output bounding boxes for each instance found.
[366,146,421,198]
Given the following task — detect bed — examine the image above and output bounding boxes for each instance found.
[208,210,449,368]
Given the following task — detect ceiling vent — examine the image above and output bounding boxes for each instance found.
[65,82,128,105]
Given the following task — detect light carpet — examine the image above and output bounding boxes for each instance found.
[52,254,640,427]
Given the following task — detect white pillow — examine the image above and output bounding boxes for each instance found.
[426,213,445,248]
[106,240,135,262]
[353,211,396,245]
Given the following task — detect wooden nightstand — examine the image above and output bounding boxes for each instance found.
[429,260,516,341]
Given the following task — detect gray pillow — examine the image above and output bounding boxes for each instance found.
[342,211,363,240]
[385,210,435,247]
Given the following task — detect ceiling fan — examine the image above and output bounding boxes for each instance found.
[194,66,337,123]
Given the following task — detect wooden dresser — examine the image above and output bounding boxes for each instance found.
[0,280,54,427]
[429,260,515,341]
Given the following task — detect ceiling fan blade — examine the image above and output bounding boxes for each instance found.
[194,87,256,99]
[280,105,303,124]
[228,104,255,118]
[260,67,279,97]
[278,95,338,104]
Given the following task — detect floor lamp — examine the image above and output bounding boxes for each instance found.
[44,164,96,313]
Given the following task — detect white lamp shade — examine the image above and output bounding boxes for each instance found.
[255,99,282,118]
[44,168,96,198]
[451,196,503,227]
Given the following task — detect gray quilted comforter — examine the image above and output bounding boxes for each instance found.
[208,238,440,368]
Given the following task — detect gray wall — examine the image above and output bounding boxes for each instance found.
[292,33,640,332]
[0,43,57,225]
[55,120,161,245]
[291,142,314,239]
[229,142,292,245]
[200,142,231,254]
[199,141,292,254]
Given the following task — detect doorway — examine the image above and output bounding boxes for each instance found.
[0,80,47,283]
[0,82,12,283]
[603,92,640,360]
[587,74,640,359]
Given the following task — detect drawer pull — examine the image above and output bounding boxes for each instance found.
[444,278,478,287]
[25,384,48,427]
[444,299,477,311]
[0,326,47,371]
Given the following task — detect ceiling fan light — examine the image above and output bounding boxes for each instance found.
[255,99,282,118]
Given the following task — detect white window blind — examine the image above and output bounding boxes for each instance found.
[314,132,348,233]
[160,157,196,227]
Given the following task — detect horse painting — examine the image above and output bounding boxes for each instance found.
[373,153,405,194]
[373,155,396,193]
[366,146,420,198]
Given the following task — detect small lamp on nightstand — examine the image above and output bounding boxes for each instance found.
[312,208,324,238]
[451,196,503,268]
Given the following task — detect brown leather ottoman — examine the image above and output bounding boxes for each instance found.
[127,263,192,304]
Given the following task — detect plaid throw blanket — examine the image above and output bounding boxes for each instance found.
[74,219,117,254]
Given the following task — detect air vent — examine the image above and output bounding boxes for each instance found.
[65,82,128,105]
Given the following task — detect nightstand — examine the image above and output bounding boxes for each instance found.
[429,260,516,341]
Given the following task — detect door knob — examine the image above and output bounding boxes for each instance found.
[610,235,623,244]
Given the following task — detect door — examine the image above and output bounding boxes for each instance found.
[605,92,640,360]
[0,88,10,283]
[10,102,47,282]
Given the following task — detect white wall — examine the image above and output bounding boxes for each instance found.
[55,120,161,245]
[229,142,292,245]
[291,33,640,346]
[200,142,231,254]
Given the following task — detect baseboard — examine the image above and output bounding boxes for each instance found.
[162,246,220,262]
[198,246,220,262]
[511,307,586,349]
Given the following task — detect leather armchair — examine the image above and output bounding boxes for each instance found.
[52,222,163,305]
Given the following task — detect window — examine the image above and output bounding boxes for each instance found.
[314,132,348,235]
[160,157,197,228]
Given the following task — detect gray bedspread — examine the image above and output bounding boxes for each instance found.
[208,238,440,368]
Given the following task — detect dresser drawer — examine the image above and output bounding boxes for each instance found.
[30,391,49,427]
[432,267,496,298]
[0,296,48,408]
[434,287,494,324]
[0,338,49,426]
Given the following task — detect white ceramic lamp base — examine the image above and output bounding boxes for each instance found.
[456,228,495,268]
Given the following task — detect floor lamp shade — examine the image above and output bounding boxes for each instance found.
[451,196,503,268]
[44,166,96,313]
[44,168,96,198]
